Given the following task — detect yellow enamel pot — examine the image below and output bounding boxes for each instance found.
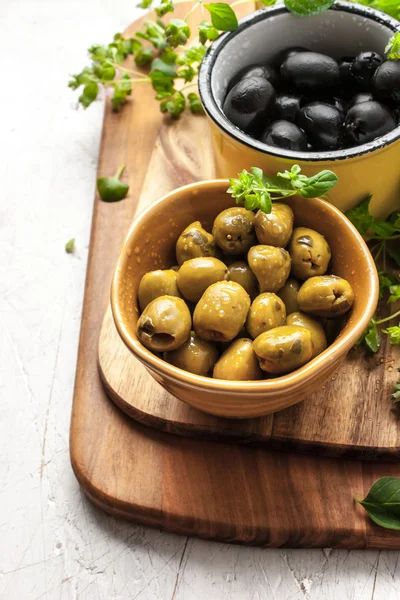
[199,1,400,219]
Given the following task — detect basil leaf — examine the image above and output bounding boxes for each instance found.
[357,477,400,530]
[298,170,338,199]
[388,284,400,304]
[204,3,238,31]
[284,0,334,17]
[345,196,374,235]
[378,271,397,299]
[365,323,380,353]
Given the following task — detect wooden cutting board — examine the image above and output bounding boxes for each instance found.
[70,5,400,547]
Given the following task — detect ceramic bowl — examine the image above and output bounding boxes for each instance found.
[111,180,378,418]
[198,1,400,219]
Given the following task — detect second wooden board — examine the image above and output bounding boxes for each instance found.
[98,111,400,460]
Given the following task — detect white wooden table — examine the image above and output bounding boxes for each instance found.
[1,1,399,598]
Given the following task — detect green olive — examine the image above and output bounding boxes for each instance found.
[138,269,181,311]
[286,312,327,358]
[277,278,300,315]
[177,257,228,303]
[213,338,263,380]
[246,293,286,339]
[137,295,191,352]
[289,227,331,280]
[227,261,259,300]
[253,325,313,374]
[193,281,250,342]
[248,245,291,293]
[212,207,256,255]
[176,221,216,266]
[297,275,355,317]
[254,203,294,247]
[164,331,219,377]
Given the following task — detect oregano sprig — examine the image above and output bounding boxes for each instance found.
[227,165,338,213]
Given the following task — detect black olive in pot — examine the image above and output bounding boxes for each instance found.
[344,101,396,145]
[393,108,400,126]
[350,51,383,86]
[338,56,355,85]
[349,92,375,107]
[372,61,400,105]
[274,46,309,66]
[274,94,303,122]
[281,52,340,90]
[297,102,342,150]
[222,76,276,132]
[228,63,278,92]
[261,120,307,151]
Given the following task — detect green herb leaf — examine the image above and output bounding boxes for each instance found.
[259,0,278,5]
[357,319,380,353]
[137,0,153,8]
[378,271,398,300]
[111,74,132,111]
[79,81,99,108]
[393,383,400,402]
[387,245,400,267]
[388,284,400,304]
[65,238,75,254]
[188,92,203,114]
[160,90,186,118]
[345,196,374,235]
[284,0,334,16]
[356,477,400,530]
[97,164,129,202]
[198,20,220,44]
[298,170,338,199]
[165,18,191,47]
[156,0,174,17]
[135,48,154,66]
[386,32,400,59]
[137,20,167,49]
[382,325,400,345]
[151,58,177,77]
[204,3,238,31]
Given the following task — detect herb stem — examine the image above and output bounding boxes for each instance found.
[180,82,199,91]
[231,0,252,6]
[375,309,400,326]
[115,164,126,179]
[110,63,149,78]
[184,2,200,21]
[374,242,384,263]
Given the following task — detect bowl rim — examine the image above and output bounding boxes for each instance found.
[198,0,400,163]
[111,179,379,393]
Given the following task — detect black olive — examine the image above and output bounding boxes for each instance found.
[372,60,400,105]
[393,108,400,126]
[344,101,396,145]
[222,76,276,132]
[281,52,340,90]
[349,92,375,107]
[228,64,278,92]
[297,102,342,150]
[274,46,309,66]
[350,51,383,86]
[260,120,307,151]
[330,97,347,116]
[274,94,303,122]
[339,56,354,84]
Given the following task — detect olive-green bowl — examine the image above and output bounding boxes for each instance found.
[111,180,378,419]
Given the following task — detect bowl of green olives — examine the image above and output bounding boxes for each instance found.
[111,180,378,419]
[198,2,400,219]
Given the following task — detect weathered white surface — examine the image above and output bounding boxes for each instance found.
[1,0,399,598]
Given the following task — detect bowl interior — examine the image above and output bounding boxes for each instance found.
[211,5,394,108]
[112,181,377,389]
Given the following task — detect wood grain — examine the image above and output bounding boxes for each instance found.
[71,4,400,548]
